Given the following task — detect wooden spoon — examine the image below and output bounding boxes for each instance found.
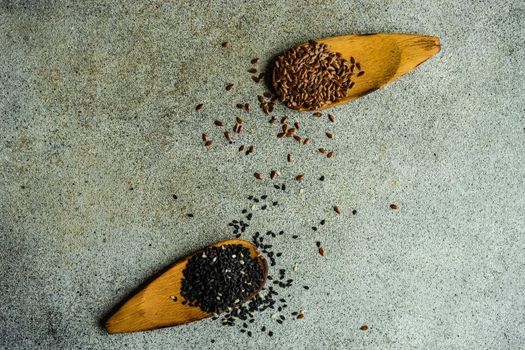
[273,33,441,111]
[105,239,267,334]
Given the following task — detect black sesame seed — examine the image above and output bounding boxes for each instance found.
[268,331,273,336]
[316,241,321,248]
[261,195,267,200]
[320,219,326,225]
[303,286,309,290]
[319,176,325,181]
[292,235,298,239]
[352,209,357,215]
[312,226,317,231]
[281,184,286,191]
[273,201,278,206]
[187,214,194,217]
[242,209,247,214]
[274,185,280,189]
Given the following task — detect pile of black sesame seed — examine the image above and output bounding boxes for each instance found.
[180,244,264,314]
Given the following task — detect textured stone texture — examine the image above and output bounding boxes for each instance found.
[1,1,524,349]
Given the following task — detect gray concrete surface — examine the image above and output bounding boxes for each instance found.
[1,1,524,349]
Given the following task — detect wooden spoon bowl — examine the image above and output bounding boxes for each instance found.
[105,239,267,334]
[273,33,441,111]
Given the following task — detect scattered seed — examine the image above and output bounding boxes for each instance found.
[236,117,243,124]
[326,151,334,158]
[248,68,257,74]
[202,133,208,141]
[224,131,232,142]
[319,147,326,154]
[243,103,250,111]
[287,154,293,163]
[390,204,398,210]
[319,247,325,256]
[281,116,288,124]
[297,312,305,320]
[316,241,321,248]
[326,132,334,139]
[303,138,310,145]
[328,114,335,123]
[236,103,244,109]
[204,140,213,147]
[319,175,325,181]
[313,112,322,118]
[251,58,259,64]
[295,174,304,182]
[251,76,261,83]
[334,206,341,214]
[294,122,300,130]
[360,325,369,331]
[196,103,204,111]
[215,120,224,127]
[293,135,301,142]
[221,41,229,48]
[248,145,254,154]
[270,170,278,179]
[277,132,285,138]
[357,71,365,77]
[225,83,234,91]
[254,172,262,180]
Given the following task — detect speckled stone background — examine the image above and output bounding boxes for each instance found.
[1,1,524,349]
